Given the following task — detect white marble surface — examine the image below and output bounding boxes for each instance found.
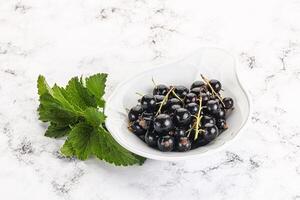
[1,0,300,199]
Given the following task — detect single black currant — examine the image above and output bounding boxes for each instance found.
[128,105,143,122]
[166,98,182,108]
[190,87,205,96]
[174,128,188,139]
[185,102,199,115]
[223,97,234,109]
[199,92,210,105]
[214,108,226,119]
[191,81,206,90]
[157,135,175,152]
[176,137,192,152]
[206,100,220,114]
[153,114,174,133]
[141,94,157,112]
[129,121,146,136]
[216,118,228,130]
[203,123,219,142]
[208,79,222,93]
[145,130,159,147]
[173,86,189,99]
[165,104,182,116]
[201,115,216,126]
[185,92,198,104]
[153,84,169,95]
[173,108,192,127]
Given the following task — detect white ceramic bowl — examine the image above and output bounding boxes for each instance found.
[105,47,251,161]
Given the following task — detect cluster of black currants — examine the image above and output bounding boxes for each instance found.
[127,75,234,152]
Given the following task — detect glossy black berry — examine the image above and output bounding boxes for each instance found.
[206,100,220,114]
[223,97,234,109]
[185,103,199,115]
[191,81,206,90]
[185,93,198,104]
[203,123,219,142]
[199,92,209,105]
[166,98,182,108]
[176,137,191,152]
[145,130,159,147]
[201,115,216,126]
[208,79,222,93]
[165,104,182,116]
[154,114,174,133]
[153,84,169,95]
[174,128,187,139]
[157,135,175,152]
[174,108,192,127]
[214,108,226,119]
[190,87,205,96]
[129,121,146,136]
[173,86,189,99]
[141,94,156,112]
[128,105,143,122]
[216,118,228,130]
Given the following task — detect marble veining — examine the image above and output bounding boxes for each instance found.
[1,0,300,199]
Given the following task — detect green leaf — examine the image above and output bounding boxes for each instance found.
[93,126,145,166]
[37,75,53,96]
[85,73,107,107]
[65,77,97,109]
[38,94,79,124]
[61,139,75,157]
[67,123,94,160]
[45,123,71,138]
[52,85,80,112]
[37,74,146,166]
[83,107,106,127]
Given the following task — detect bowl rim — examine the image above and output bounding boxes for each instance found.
[105,47,252,161]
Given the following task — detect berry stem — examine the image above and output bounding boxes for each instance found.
[155,87,174,116]
[151,77,157,87]
[135,92,144,97]
[194,96,202,140]
[171,90,184,102]
[200,74,225,107]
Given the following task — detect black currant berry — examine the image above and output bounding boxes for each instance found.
[165,104,182,116]
[145,130,159,147]
[174,128,187,139]
[173,86,189,99]
[157,135,175,152]
[190,87,205,96]
[191,81,206,90]
[199,92,209,105]
[153,84,169,96]
[128,105,143,122]
[214,108,226,119]
[203,123,219,142]
[208,79,222,93]
[185,103,199,115]
[223,97,234,109]
[176,137,191,152]
[154,114,174,133]
[216,118,228,130]
[129,121,146,136]
[173,108,192,127]
[206,100,220,114]
[201,115,216,126]
[185,93,198,104]
[141,94,156,112]
[166,98,182,108]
